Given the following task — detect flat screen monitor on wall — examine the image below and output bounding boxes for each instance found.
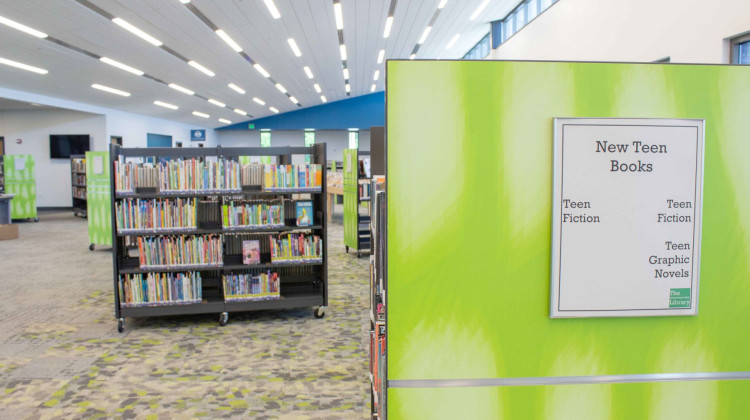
[49,134,90,158]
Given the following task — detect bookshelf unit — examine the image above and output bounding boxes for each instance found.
[343,149,371,257]
[369,178,386,419]
[109,144,328,332]
[71,155,87,218]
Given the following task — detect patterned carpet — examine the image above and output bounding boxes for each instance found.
[0,209,371,419]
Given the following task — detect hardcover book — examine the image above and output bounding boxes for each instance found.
[296,201,313,226]
[242,240,260,265]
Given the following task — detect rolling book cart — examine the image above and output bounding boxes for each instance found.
[343,149,371,257]
[71,155,87,218]
[109,144,328,332]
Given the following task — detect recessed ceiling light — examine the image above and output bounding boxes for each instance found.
[168,83,195,95]
[377,49,385,64]
[303,66,314,79]
[179,0,190,3]
[188,60,215,77]
[418,26,432,44]
[192,111,209,118]
[228,83,245,94]
[0,15,48,38]
[313,83,322,93]
[446,34,460,49]
[154,100,178,110]
[263,0,281,19]
[383,16,393,38]
[0,56,47,74]
[345,84,350,93]
[470,0,490,20]
[287,38,302,57]
[254,64,270,78]
[438,0,448,9]
[208,98,226,107]
[371,84,376,92]
[253,97,266,105]
[216,29,243,52]
[333,1,344,30]
[289,96,299,104]
[112,18,162,46]
[269,107,279,113]
[99,57,144,76]
[91,83,130,97]
[320,95,327,103]
[409,53,416,60]
[339,44,347,61]
[30,103,41,106]
[275,83,287,93]
[343,68,349,80]
[219,118,231,124]
[373,70,380,81]
[234,108,247,116]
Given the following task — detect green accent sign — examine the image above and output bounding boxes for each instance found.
[3,155,37,219]
[343,149,359,250]
[669,288,691,308]
[86,151,112,247]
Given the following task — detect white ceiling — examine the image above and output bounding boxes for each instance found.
[0,0,518,127]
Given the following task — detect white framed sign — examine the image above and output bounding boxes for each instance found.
[550,118,704,318]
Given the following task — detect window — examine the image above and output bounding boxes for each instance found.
[491,0,558,49]
[260,131,272,164]
[463,33,491,60]
[304,131,315,163]
[348,131,359,149]
[732,33,750,64]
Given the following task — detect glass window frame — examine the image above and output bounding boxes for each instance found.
[731,33,750,64]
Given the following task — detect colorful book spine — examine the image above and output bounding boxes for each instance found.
[222,271,280,301]
[116,198,198,232]
[269,233,323,263]
[137,234,223,268]
[221,200,284,229]
[119,272,202,307]
[262,164,323,191]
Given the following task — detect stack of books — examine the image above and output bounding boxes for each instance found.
[137,234,223,268]
[262,164,323,191]
[116,198,197,233]
[222,200,284,230]
[269,233,323,264]
[119,272,202,307]
[223,272,280,302]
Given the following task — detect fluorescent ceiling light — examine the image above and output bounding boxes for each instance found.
[208,98,226,107]
[179,0,190,3]
[192,111,209,118]
[263,0,281,19]
[269,107,279,113]
[275,83,287,93]
[409,53,416,60]
[371,84,376,92]
[112,18,162,46]
[168,83,195,95]
[345,84,350,93]
[289,96,299,104]
[446,34,460,49]
[216,29,243,52]
[99,57,143,76]
[254,64,270,77]
[303,66,313,79]
[343,68,349,80]
[0,56,47,74]
[0,15,47,38]
[228,83,245,94]
[313,83,322,93]
[287,38,302,57]
[438,0,448,9]
[333,2,344,30]
[219,118,231,124]
[188,60,215,77]
[383,16,393,38]
[339,44,347,61]
[377,49,385,64]
[470,0,490,20]
[154,100,178,110]
[320,95,327,103]
[234,108,248,116]
[373,70,380,81]
[253,97,266,105]
[91,83,130,97]
[418,26,432,44]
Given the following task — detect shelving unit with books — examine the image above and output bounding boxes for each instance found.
[369,176,387,419]
[71,155,87,218]
[343,149,371,257]
[110,144,328,332]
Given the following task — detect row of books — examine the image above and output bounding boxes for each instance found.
[270,233,323,263]
[73,186,87,200]
[116,198,198,232]
[262,164,323,191]
[137,234,223,268]
[71,158,86,173]
[223,272,280,302]
[72,174,86,185]
[119,272,202,307]
[370,323,386,418]
[359,183,371,200]
[222,200,284,229]
[241,164,263,188]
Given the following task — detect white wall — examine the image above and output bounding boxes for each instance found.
[490,0,750,64]
[217,129,371,162]
[0,109,106,207]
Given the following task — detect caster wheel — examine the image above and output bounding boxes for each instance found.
[345,246,349,253]
[117,318,125,333]
[89,244,95,251]
[219,312,229,326]
[314,307,326,319]
[33,218,39,222]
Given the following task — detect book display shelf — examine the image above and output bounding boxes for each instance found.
[71,155,87,218]
[343,149,371,257]
[369,176,386,419]
[109,144,328,332]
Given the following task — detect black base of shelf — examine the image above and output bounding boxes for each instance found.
[120,293,323,318]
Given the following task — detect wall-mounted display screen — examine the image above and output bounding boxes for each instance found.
[50,134,90,158]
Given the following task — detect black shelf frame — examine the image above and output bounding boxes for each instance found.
[110,144,328,328]
[71,154,87,218]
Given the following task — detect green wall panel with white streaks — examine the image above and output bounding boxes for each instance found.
[3,155,37,219]
[86,151,112,247]
[343,149,360,250]
[386,60,750,419]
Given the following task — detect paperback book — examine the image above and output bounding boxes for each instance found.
[242,240,261,265]
[296,201,313,226]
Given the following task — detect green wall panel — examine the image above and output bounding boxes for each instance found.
[86,151,111,246]
[386,61,750,417]
[343,148,359,250]
[3,155,37,219]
